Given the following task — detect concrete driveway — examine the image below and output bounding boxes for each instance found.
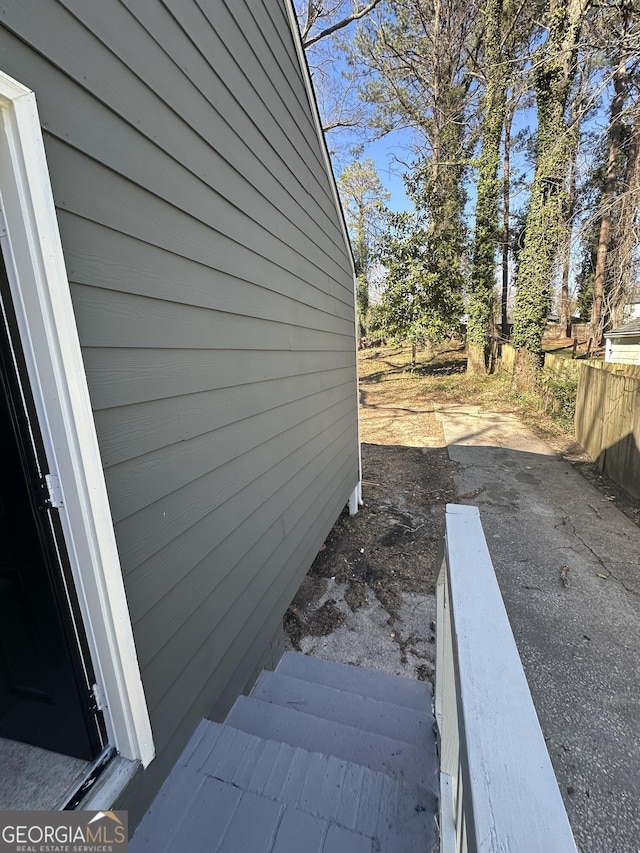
[437,403,640,853]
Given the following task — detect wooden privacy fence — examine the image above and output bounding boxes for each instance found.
[498,344,581,380]
[543,351,581,379]
[435,505,576,853]
[575,360,640,499]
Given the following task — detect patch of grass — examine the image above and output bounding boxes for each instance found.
[537,370,578,430]
[362,343,578,451]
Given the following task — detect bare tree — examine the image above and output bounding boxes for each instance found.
[605,93,640,328]
[588,0,638,346]
[295,2,383,146]
[297,0,385,49]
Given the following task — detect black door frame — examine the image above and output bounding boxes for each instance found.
[0,254,106,760]
[0,71,154,772]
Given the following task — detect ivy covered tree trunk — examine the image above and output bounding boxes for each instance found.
[608,100,640,327]
[512,0,591,377]
[560,143,578,338]
[501,106,513,337]
[467,0,508,374]
[589,56,627,349]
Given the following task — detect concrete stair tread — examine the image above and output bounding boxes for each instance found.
[131,719,436,853]
[225,695,437,792]
[276,652,431,713]
[183,720,435,835]
[251,669,431,747]
[131,764,376,853]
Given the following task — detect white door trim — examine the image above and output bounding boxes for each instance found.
[0,70,154,767]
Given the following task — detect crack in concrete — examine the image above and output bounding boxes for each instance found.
[562,513,639,598]
[587,503,602,519]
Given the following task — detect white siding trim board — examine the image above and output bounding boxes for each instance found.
[0,69,154,767]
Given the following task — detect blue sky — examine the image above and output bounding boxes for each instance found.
[363,133,414,212]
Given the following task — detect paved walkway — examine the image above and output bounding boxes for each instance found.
[437,404,640,853]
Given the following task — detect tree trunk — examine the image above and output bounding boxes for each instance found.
[590,56,627,346]
[559,162,576,337]
[502,106,513,337]
[607,96,640,327]
[512,0,591,376]
[560,126,579,338]
[467,0,508,374]
[467,343,487,374]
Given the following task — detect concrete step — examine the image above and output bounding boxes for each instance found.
[225,695,437,791]
[131,764,376,853]
[131,719,436,853]
[251,669,432,747]
[182,720,435,838]
[276,652,431,713]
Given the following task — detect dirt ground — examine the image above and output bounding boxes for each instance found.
[282,344,640,679]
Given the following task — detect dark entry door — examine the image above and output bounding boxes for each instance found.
[0,256,104,761]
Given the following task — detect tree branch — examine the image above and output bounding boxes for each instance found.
[303,0,384,48]
[301,0,319,42]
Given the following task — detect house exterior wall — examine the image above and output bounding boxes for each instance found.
[0,0,358,821]
[605,337,640,365]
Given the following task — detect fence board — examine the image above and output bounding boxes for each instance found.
[575,361,640,499]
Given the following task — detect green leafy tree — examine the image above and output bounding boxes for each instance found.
[352,0,478,298]
[371,165,465,365]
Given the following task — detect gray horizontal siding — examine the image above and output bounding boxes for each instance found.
[0,0,358,825]
[147,457,358,752]
[70,285,354,352]
[0,3,349,293]
[105,381,355,521]
[50,141,351,306]
[61,215,353,329]
[137,428,357,699]
[114,397,357,571]
[123,409,357,624]
[83,347,354,409]
[94,368,355,466]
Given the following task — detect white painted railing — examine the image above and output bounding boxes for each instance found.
[435,504,577,852]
